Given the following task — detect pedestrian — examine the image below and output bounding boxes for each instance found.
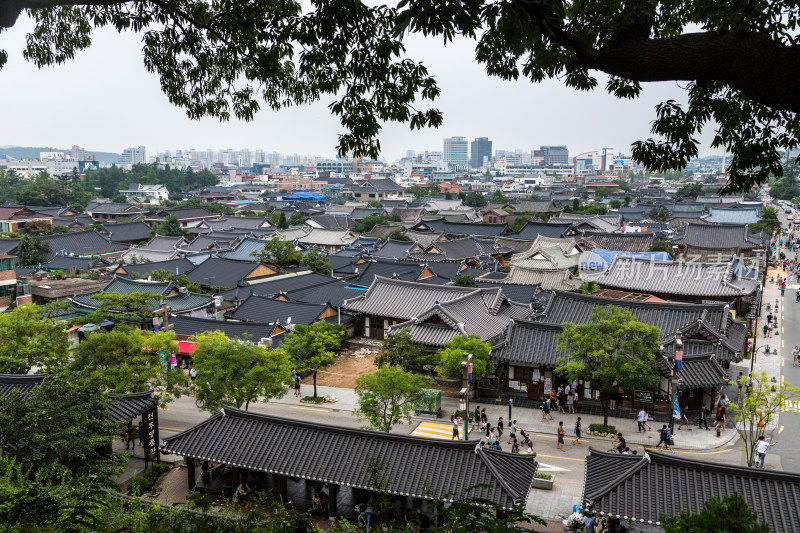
[794,346,800,367]
[125,423,134,450]
[451,414,460,440]
[796,288,800,303]
[294,377,301,397]
[642,408,651,431]
[573,417,582,445]
[137,420,144,447]
[511,439,520,454]
[521,430,534,453]
[678,405,690,430]
[557,389,566,414]
[662,425,675,453]
[767,312,774,325]
[319,491,330,519]
[567,390,575,413]
[713,404,724,430]
[698,403,710,430]
[636,407,647,433]
[497,417,504,438]
[655,425,668,449]
[474,405,481,429]
[557,421,566,452]
[549,388,557,410]
[736,371,744,399]
[541,400,553,421]
[612,432,626,454]
[754,436,778,468]
[290,367,297,381]
[480,408,487,427]
[485,422,493,440]
[572,390,579,411]
[508,419,519,444]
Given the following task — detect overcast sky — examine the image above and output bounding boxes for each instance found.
[0,14,719,162]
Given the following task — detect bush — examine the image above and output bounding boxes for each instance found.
[128,463,172,495]
[535,473,552,480]
[301,395,325,404]
[588,424,617,435]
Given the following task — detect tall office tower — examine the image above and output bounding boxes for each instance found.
[541,145,569,165]
[470,137,492,168]
[406,150,416,158]
[443,136,468,169]
[119,146,146,165]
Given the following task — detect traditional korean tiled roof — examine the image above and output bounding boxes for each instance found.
[293,228,357,247]
[307,214,354,230]
[72,276,212,314]
[0,374,45,396]
[581,231,657,252]
[374,239,422,259]
[186,257,275,289]
[215,271,339,301]
[36,230,129,260]
[226,295,329,325]
[345,259,429,288]
[388,289,532,346]
[146,208,220,221]
[39,254,111,271]
[180,235,238,252]
[655,353,729,389]
[425,236,512,262]
[582,449,800,532]
[221,237,272,261]
[107,391,158,423]
[139,235,188,252]
[510,221,578,241]
[475,281,541,303]
[121,249,180,263]
[99,221,153,243]
[171,315,278,341]
[491,319,566,367]
[555,213,622,232]
[161,407,538,510]
[413,217,510,237]
[113,258,197,278]
[671,223,764,250]
[595,256,759,298]
[402,230,446,248]
[701,207,760,224]
[342,276,488,320]
[87,202,143,214]
[202,217,271,232]
[361,223,404,239]
[282,279,370,307]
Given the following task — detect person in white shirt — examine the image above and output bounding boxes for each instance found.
[636,408,651,432]
[755,436,778,468]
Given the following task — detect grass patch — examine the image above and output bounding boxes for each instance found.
[300,395,325,404]
[588,424,617,435]
[535,473,552,480]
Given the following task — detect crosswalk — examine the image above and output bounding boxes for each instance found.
[410,421,468,440]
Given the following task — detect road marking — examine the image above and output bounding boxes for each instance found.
[536,453,585,462]
[643,447,732,455]
[537,462,571,472]
[535,434,588,443]
[159,426,183,432]
[780,425,785,434]
[410,421,466,440]
[782,339,785,348]
[782,326,785,334]
[782,357,785,367]
[289,405,329,413]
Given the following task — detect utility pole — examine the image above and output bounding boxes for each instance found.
[459,352,473,441]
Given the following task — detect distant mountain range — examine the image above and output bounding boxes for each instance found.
[0,146,120,166]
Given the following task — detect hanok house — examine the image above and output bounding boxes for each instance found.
[161,408,538,521]
[671,222,767,261]
[0,254,17,308]
[85,202,144,222]
[479,235,586,290]
[225,295,342,331]
[590,255,759,311]
[71,276,215,323]
[490,290,746,409]
[342,276,530,343]
[0,206,53,232]
[582,449,800,533]
[185,257,279,291]
[144,207,221,229]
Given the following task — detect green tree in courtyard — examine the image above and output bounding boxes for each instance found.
[276,322,348,398]
[354,366,432,432]
[251,237,302,272]
[375,327,432,371]
[152,214,186,237]
[15,234,49,266]
[71,327,186,406]
[730,371,799,468]
[649,239,674,258]
[660,493,769,533]
[436,334,493,382]
[288,211,305,226]
[452,274,478,287]
[191,331,291,411]
[299,248,332,275]
[0,304,69,374]
[556,306,661,427]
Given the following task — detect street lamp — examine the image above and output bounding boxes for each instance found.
[460,352,473,441]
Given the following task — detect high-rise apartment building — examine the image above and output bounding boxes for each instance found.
[470,137,492,168]
[541,145,569,165]
[443,136,468,169]
[119,146,147,165]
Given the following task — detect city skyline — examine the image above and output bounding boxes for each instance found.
[1,14,724,163]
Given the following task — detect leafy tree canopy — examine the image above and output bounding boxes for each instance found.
[251,237,302,271]
[375,327,434,371]
[462,191,487,208]
[275,322,348,397]
[556,306,661,426]
[676,182,705,200]
[749,206,781,235]
[350,213,401,233]
[436,334,493,381]
[153,214,186,237]
[649,239,674,258]
[608,198,623,209]
[354,365,432,432]
[299,248,332,275]
[661,493,769,533]
[452,274,478,287]
[191,331,291,411]
[387,229,411,241]
[15,234,49,266]
[71,326,186,406]
[645,207,670,221]
[0,303,69,374]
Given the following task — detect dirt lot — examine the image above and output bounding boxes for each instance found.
[300,345,380,389]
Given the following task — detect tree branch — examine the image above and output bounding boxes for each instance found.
[0,0,132,27]
[584,31,800,114]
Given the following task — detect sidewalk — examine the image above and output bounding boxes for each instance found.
[270,384,737,450]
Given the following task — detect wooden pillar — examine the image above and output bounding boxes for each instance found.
[186,457,196,489]
[278,475,288,503]
[328,484,338,517]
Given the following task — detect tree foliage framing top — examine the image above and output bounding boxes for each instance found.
[5,0,800,190]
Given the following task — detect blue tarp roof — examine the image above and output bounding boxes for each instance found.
[284,192,327,201]
[581,249,671,270]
